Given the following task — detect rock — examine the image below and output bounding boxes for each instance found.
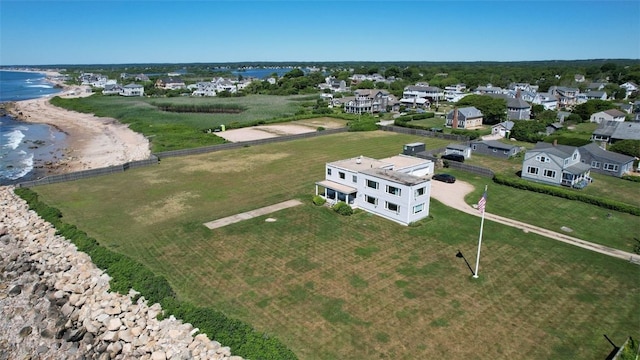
[106,318,122,331]
[151,350,167,360]
[8,285,22,296]
[19,326,32,337]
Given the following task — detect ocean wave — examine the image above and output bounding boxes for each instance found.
[27,84,53,89]
[0,152,33,181]
[2,129,26,150]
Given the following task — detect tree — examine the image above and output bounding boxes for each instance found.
[456,94,507,124]
[535,109,558,125]
[573,100,616,121]
[283,68,304,79]
[510,120,546,143]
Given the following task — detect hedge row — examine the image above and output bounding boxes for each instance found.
[154,103,247,114]
[492,174,640,216]
[14,188,297,360]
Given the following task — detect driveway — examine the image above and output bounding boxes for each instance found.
[430,180,640,263]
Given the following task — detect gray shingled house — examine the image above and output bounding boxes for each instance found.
[471,140,520,159]
[578,143,635,177]
[592,121,640,144]
[521,142,592,187]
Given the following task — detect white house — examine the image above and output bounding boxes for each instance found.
[315,155,433,226]
[620,82,638,98]
[491,121,515,138]
[589,109,626,123]
[121,83,144,97]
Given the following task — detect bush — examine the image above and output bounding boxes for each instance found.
[312,195,326,206]
[622,174,640,183]
[332,201,353,216]
[493,174,640,216]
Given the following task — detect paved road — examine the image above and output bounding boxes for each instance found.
[430,180,640,263]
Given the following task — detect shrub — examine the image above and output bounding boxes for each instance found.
[312,195,326,206]
[493,174,640,216]
[332,201,353,216]
[622,174,640,183]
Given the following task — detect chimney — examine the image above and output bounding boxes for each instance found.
[516,88,522,99]
[452,107,459,129]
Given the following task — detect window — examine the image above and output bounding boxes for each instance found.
[366,179,378,189]
[385,201,399,213]
[386,185,401,196]
[472,145,477,150]
[327,168,332,176]
[503,150,508,154]
[591,161,601,169]
[365,195,378,205]
[543,169,556,178]
[415,187,426,197]
[536,155,549,163]
[352,175,357,183]
[573,153,578,160]
[603,163,619,171]
[413,203,424,214]
[527,166,539,175]
[564,159,569,166]
[493,148,497,152]
[339,172,345,179]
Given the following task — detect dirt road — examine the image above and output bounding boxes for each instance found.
[430,180,640,263]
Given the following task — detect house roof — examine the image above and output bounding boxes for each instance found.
[579,143,635,163]
[593,121,619,137]
[379,155,431,171]
[446,143,470,151]
[611,122,640,141]
[564,162,592,175]
[473,140,518,150]
[328,156,391,172]
[124,83,143,88]
[586,91,606,97]
[315,180,357,195]
[533,142,577,158]
[493,121,515,130]
[507,98,530,109]
[360,168,428,186]
[449,106,483,118]
[603,109,626,117]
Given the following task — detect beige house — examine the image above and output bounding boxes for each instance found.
[445,107,483,129]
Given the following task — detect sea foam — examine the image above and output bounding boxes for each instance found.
[2,129,26,150]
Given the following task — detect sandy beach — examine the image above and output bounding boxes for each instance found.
[5,71,151,175]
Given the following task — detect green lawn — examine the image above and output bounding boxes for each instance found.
[50,94,320,152]
[32,131,639,359]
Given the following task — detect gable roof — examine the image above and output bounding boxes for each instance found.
[579,143,635,163]
[472,140,518,151]
[493,121,515,130]
[507,98,530,109]
[532,142,577,158]
[611,122,640,141]
[449,106,483,118]
[603,109,626,118]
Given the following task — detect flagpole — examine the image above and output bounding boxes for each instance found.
[473,185,488,279]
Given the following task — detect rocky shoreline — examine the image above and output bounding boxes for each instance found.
[0,186,243,360]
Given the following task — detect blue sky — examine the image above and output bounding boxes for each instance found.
[1,1,639,65]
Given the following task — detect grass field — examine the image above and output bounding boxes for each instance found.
[51,94,320,152]
[32,131,640,359]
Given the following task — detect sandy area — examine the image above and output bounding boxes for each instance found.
[215,119,345,142]
[6,71,151,174]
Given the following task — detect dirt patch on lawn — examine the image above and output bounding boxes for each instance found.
[214,118,346,142]
[179,152,291,174]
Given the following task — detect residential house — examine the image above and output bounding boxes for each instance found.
[557,111,572,123]
[578,143,635,177]
[471,140,521,159]
[319,77,348,92]
[314,155,433,226]
[506,97,531,120]
[521,142,592,187]
[592,121,640,143]
[533,92,558,110]
[615,103,633,114]
[585,91,607,101]
[403,85,444,102]
[491,121,515,138]
[191,82,217,97]
[587,82,607,91]
[102,84,123,95]
[121,83,144,97]
[343,89,392,114]
[444,84,468,102]
[620,82,638,98]
[549,86,580,108]
[545,122,563,135]
[155,77,186,90]
[589,109,626,123]
[474,84,503,95]
[444,144,472,159]
[574,74,586,83]
[445,107,484,129]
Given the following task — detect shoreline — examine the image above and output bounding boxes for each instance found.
[3,73,151,179]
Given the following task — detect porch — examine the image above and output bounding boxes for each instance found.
[315,180,357,206]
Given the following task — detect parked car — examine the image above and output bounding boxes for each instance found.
[433,173,456,183]
[442,154,465,163]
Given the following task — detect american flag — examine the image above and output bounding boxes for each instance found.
[478,191,487,213]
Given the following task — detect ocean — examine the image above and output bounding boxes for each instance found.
[0,70,66,185]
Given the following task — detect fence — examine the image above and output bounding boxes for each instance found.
[15,128,347,187]
[378,125,469,142]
